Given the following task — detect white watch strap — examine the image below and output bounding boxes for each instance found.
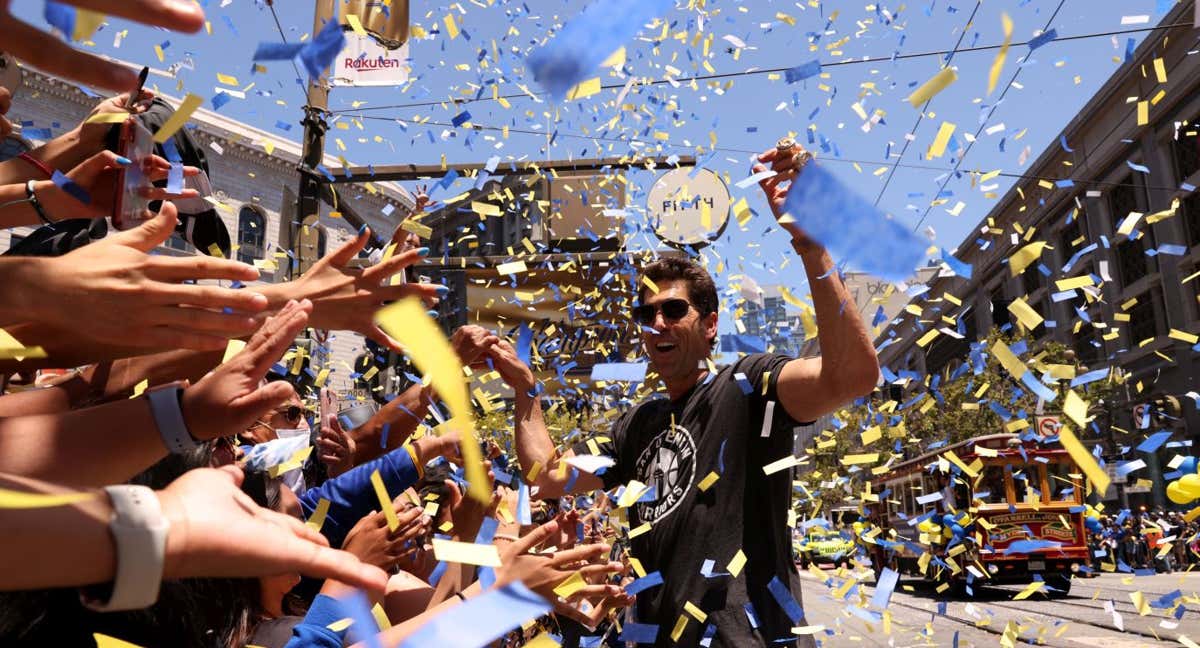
[83,485,169,612]
[148,385,198,454]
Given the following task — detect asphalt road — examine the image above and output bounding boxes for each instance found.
[798,566,1200,647]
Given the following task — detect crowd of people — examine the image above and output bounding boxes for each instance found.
[1088,508,1200,574]
[0,2,883,647]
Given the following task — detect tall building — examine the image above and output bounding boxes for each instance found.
[1,64,417,392]
[875,2,1200,508]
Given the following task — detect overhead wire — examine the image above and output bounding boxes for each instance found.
[326,21,1192,116]
[872,0,983,208]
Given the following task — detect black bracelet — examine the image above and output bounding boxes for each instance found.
[454,591,467,602]
[25,180,53,225]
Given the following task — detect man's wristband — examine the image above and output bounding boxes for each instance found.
[80,485,169,612]
[148,382,200,454]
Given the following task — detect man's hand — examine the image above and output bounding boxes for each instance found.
[484,338,535,394]
[752,144,819,251]
[412,427,464,466]
[157,465,387,591]
[17,202,267,349]
[451,325,499,368]
[0,0,204,93]
[179,299,311,442]
[342,507,430,571]
[277,226,443,352]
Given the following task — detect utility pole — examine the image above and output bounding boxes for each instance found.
[294,0,337,280]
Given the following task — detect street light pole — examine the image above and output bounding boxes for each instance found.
[294,0,336,280]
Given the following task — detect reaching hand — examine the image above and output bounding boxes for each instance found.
[33,151,200,222]
[0,0,204,93]
[157,465,386,591]
[484,338,536,394]
[752,145,819,249]
[493,514,623,603]
[179,299,312,442]
[451,325,500,369]
[316,407,357,477]
[342,506,430,571]
[412,183,439,212]
[78,89,155,147]
[21,202,267,350]
[283,226,442,352]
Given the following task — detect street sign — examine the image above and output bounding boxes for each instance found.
[647,167,730,249]
[1035,415,1061,437]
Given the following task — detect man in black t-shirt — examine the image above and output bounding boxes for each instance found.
[480,143,880,647]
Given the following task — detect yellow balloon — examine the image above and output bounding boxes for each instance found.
[1180,474,1200,497]
[1168,481,1194,505]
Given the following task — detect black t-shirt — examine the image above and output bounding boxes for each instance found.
[575,354,813,647]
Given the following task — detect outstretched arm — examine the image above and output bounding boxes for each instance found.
[485,339,603,499]
[754,146,880,422]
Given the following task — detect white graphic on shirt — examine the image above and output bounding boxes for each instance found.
[633,423,696,523]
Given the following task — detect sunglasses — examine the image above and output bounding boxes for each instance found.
[274,405,310,424]
[633,298,693,326]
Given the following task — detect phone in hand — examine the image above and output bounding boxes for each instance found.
[111,117,155,230]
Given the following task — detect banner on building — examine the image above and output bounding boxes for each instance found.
[333,0,411,87]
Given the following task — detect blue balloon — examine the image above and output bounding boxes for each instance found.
[1180,457,1199,475]
[951,524,965,537]
[942,513,956,526]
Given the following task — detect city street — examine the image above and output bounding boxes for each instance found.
[800,569,1200,646]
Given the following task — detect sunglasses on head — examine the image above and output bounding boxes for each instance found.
[633,298,693,326]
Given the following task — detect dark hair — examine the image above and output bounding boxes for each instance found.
[638,256,720,348]
[0,446,281,648]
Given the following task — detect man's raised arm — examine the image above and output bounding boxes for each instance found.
[483,338,603,499]
[754,146,880,423]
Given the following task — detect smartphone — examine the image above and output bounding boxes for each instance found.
[111,118,155,230]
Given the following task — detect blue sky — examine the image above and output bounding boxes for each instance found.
[11,0,1179,331]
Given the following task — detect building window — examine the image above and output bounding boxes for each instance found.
[1109,174,1153,285]
[1074,321,1102,366]
[1128,287,1166,345]
[0,135,32,162]
[1171,124,1200,185]
[237,205,266,264]
[1183,189,1200,250]
[1021,263,1042,297]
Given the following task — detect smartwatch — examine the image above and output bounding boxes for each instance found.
[148,382,200,454]
[81,485,169,612]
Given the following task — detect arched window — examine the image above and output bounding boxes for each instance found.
[237,205,266,264]
[0,135,32,162]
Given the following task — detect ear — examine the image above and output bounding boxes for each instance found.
[702,311,718,347]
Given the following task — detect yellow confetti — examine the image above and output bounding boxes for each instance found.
[94,634,144,648]
[907,67,958,107]
[0,488,95,509]
[376,299,487,503]
[697,471,720,492]
[345,14,368,36]
[1008,297,1044,331]
[1013,580,1044,600]
[928,121,957,159]
[1009,241,1046,276]
[1058,423,1111,495]
[431,538,502,566]
[153,94,204,144]
[216,73,239,86]
[496,260,528,275]
[443,14,460,39]
[306,498,330,532]
[988,13,1014,95]
[553,571,587,599]
[370,469,400,531]
[727,549,747,577]
[566,77,602,100]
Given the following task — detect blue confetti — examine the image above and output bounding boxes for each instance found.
[767,575,804,624]
[781,164,925,282]
[398,582,550,648]
[527,0,674,99]
[1027,28,1057,50]
[51,170,90,204]
[253,42,306,61]
[298,17,347,80]
[451,111,472,127]
[785,59,822,83]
